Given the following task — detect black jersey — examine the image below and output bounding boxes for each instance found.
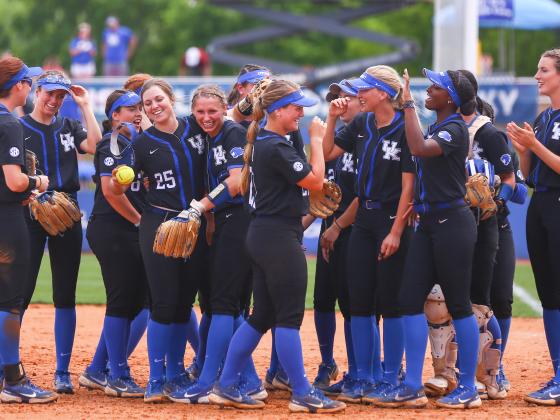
[246,128,311,217]
[470,119,514,175]
[527,108,560,190]
[132,115,206,211]
[328,127,356,215]
[20,115,87,193]
[0,106,30,203]
[91,133,147,217]
[206,119,246,209]
[414,113,469,204]
[335,111,414,206]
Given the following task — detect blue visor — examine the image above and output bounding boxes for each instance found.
[326,79,357,102]
[1,64,43,90]
[238,69,270,84]
[266,89,318,113]
[37,74,73,93]
[106,91,141,119]
[346,72,397,98]
[423,68,461,107]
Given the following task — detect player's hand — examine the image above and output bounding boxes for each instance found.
[70,85,90,107]
[320,223,341,263]
[37,175,49,193]
[309,116,326,141]
[506,122,536,151]
[402,69,413,102]
[379,231,400,260]
[328,97,349,118]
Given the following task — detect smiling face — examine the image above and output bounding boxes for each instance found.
[142,86,175,126]
[535,56,560,97]
[340,92,361,123]
[357,88,388,113]
[113,103,142,128]
[35,88,67,117]
[425,84,451,111]
[273,103,304,133]
[192,95,226,137]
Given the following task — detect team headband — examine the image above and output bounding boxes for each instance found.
[360,72,397,98]
[238,70,270,84]
[36,74,73,93]
[1,64,42,90]
[106,91,141,119]
[423,68,462,107]
[134,87,142,96]
[266,89,317,113]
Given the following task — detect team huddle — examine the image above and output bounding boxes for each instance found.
[0,48,560,413]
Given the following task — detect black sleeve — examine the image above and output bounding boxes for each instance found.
[96,140,117,177]
[271,140,312,184]
[69,118,88,154]
[477,126,514,174]
[431,123,465,156]
[334,113,364,154]
[224,123,247,170]
[0,121,25,166]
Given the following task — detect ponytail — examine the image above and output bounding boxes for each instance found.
[240,98,265,195]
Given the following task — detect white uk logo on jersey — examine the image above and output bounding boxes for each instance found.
[187,134,205,155]
[382,140,401,161]
[472,142,483,159]
[552,122,560,140]
[60,133,75,152]
[212,145,227,166]
[341,153,354,172]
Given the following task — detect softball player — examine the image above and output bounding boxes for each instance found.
[322,66,415,403]
[79,90,146,397]
[165,85,262,403]
[19,70,102,394]
[208,80,345,413]
[0,56,57,404]
[376,69,480,409]
[507,49,560,406]
[109,78,207,403]
[311,80,359,394]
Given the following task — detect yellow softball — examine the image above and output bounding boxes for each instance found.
[115,165,135,185]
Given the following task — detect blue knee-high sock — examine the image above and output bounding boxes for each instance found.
[344,319,356,377]
[487,315,502,350]
[90,333,108,371]
[497,317,511,361]
[453,315,479,389]
[402,314,429,390]
[382,317,404,385]
[147,320,172,381]
[126,308,149,358]
[0,311,20,365]
[275,327,311,396]
[372,319,382,382]
[543,309,560,375]
[235,316,259,383]
[103,316,129,379]
[351,316,374,381]
[219,322,262,387]
[269,328,279,374]
[314,310,336,365]
[166,322,189,379]
[55,307,76,372]
[186,308,200,354]
[198,315,234,387]
[196,313,211,370]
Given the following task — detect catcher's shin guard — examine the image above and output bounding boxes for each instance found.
[472,304,507,400]
[424,284,458,397]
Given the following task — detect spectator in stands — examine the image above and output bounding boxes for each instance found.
[179,46,211,76]
[102,16,137,77]
[69,22,97,79]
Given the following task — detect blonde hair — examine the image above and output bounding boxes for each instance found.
[541,49,560,73]
[240,79,300,195]
[191,84,227,108]
[364,65,404,110]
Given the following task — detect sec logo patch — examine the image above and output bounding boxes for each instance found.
[293,161,304,172]
[9,147,19,157]
[104,157,115,166]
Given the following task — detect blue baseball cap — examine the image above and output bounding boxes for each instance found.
[106,91,142,119]
[326,79,357,102]
[346,72,397,98]
[238,69,270,85]
[36,73,73,93]
[1,64,43,90]
[423,68,461,106]
[266,89,317,113]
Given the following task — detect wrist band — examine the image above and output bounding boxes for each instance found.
[237,99,253,116]
[403,100,415,109]
[510,183,528,204]
[497,183,514,202]
[207,181,234,210]
[26,176,37,192]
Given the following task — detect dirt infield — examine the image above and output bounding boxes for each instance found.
[2,305,557,419]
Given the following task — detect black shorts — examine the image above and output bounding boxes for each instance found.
[470,214,499,306]
[87,214,147,319]
[399,206,477,319]
[490,215,515,318]
[139,207,204,324]
[246,216,306,333]
[0,203,29,312]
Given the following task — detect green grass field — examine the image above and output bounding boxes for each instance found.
[32,253,541,317]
